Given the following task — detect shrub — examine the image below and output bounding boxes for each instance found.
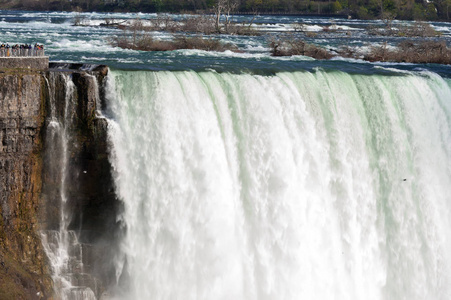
[150,15,180,32]
[396,21,440,37]
[270,37,334,59]
[113,14,259,36]
[364,40,451,64]
[173,36,238,51]
[337,45,358,58]
[357,7,370,19]
[111,34,237,52]
[333,0,343,12]
[180,15,216,34]
[368,20,440,37]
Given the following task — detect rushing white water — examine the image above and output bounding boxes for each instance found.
[106,69,451,300]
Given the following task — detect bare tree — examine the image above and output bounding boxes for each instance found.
[214,0,225,33]
[130,18,145,47]
[445,0,451,19]
[381,11,396,35]
[214,0,239,33]
[247,0,262,30]
[73,6,87,26]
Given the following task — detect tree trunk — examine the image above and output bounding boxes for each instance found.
[215,9,221,33]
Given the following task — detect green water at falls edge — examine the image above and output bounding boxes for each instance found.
[105,69,451,300]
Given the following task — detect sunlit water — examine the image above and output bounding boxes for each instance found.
[105,70,451,300]
[1,10,451,300]
[0,10,450,74]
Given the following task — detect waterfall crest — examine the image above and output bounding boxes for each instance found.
[106,69,451,300]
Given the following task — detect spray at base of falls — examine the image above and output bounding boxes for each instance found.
[105,69,451,300]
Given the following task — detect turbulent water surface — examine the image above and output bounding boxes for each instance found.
[105,70,451,300]
[1,10,451,300]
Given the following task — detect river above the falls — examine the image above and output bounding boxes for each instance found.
[2,10,451,300]
[0,10,450,76]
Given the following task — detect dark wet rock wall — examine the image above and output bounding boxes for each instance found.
[0,65,120,299]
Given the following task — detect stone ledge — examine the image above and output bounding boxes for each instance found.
[0,56,49,70]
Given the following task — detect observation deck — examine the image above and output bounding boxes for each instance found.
[0,47,49,70]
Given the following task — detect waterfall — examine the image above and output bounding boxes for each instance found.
[105,69,451,300]
[40,72,97,300]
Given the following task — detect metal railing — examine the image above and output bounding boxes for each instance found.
[0,47,45,57]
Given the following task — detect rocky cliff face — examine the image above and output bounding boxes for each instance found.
[0,65,120,299]
[0,70,53,299]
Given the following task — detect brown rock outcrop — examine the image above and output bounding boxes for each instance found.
[0,65,121,299]
[0,70,53,299]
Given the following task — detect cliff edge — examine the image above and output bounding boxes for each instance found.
[0,69,53,299]
[0,64,119,299]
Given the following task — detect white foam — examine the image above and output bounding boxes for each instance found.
[106,69,451,300]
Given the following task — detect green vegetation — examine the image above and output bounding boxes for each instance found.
[0,0,450,21]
